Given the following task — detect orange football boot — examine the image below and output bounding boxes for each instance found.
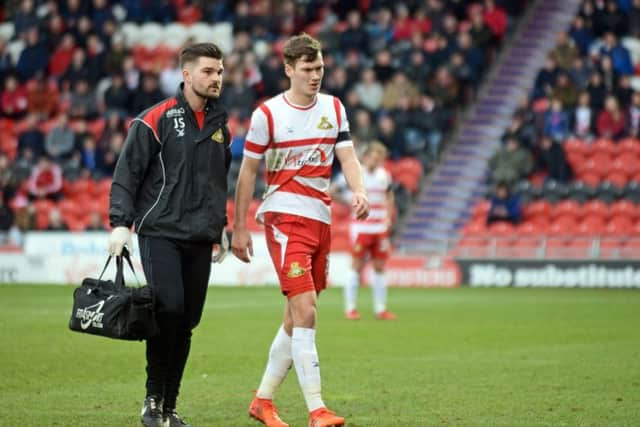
[249,395,289,427]
[345,309,361,320]
[308,407,345,427]
[375,310,397,320]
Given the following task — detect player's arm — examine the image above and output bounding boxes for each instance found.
[231,156,260,262]
[336,145,369,220]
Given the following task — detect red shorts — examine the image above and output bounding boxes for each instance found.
[351,231,391,260]
[263,212,331,299]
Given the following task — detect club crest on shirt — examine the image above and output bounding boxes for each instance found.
[211,128,224,143]
[316,116,333,130]
[286,262,306,278]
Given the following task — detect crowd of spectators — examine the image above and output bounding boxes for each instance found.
[0,0,524,244]
[489,0,640,203]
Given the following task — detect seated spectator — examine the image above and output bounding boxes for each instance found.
[630,0,640,37]
[599,32,633,75]
[537,136,573,183]
[551,73,579,109]
[48,33,76,79]
[26,77,58,119]
[221,69,256,119]
[550,31,579,70]
[594,0,627,36]
[60,49,91,90]
[597,95,626,140]
[627,91,640,138]
[230,124,246,160]
[351,109,378,147]
[0,195,14,244]
[69,79,99,120]
[17,113,44,159]
[533,55,559,100]
[353,68,383,112]
[456,31,486,85]
[159,56,182,97]
[11,195,35,235]
[1,75,28,119]
[430,66,460,111]
[27,156,63,201]
[410,94,447,159]
[543,98,570,142]
[0,153,20,200]
[599,55,618,93]
[488,137,533,187]
[586,71,607,110]
[469,7,493,51]
[0,39,13,84]
[486,183,522,225]
[377,115,405,159]
[569,16,594,56]
[573,92,595,139]
[567,57,592,91]
[483,0,508,41]
[103,73,131,118]
[45,113,76,160]
[101,131,124,176]
[79,135,105,178]
[99,112,125,148]
[501,112,537,150]
[15,27,49,81]
[615,75,633,108]
[381,71,419,111]
[85,211,106,231]
[130,73,164,115]
[46,207,69,231]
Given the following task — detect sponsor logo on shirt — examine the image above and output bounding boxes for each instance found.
[316,116,333,130]
[166,107,185,118]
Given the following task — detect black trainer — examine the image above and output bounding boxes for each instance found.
[141,396,168,427]
[164,409,192,427]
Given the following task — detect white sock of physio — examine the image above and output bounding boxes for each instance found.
[291,327,324,412]
[256,325,292,399]
[371,271,387,313]
[344,269,359,312]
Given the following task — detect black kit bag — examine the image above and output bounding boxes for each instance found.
[68,248,158,341]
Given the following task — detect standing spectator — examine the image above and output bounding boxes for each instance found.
[129,73,164,115]
[597,95,626,140]
[27,156,63,201]
[549,31,579,70]
[488,137,533,186]
[17,113,44,159]
[16,28,50,81]
[103,73,131,117]
[486,183,522,225]
[26,77,58,119]
[1,75,28,119]
[45,113,76,160]
[573,92,595,139]
[628,91,640,138]
[544,98,570,142]
[353,68,383,112]
[69,79,99,120]
[537,136,573,183]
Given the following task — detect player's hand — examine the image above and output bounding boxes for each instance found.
[231,228,253,263]
[212,229,229,263]
[352,190,370,220]
[109,226,132,256]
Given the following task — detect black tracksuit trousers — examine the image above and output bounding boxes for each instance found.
[138,235,213,410]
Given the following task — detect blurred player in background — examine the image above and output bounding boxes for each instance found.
[331,141,397,320]
[231,33,369,427]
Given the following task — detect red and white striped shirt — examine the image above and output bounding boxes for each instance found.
[244,92,352,224]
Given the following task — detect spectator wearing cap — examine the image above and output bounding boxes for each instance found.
[597,95,627,140]
[27,156,63,202]
[16,28,49,81]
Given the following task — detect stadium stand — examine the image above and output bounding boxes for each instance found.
[0,0,528,252]
[453,0,640,259]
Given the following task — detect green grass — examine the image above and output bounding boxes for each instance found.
[0,285,639,426]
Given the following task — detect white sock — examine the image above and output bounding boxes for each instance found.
[256,325,292,399]
[291,327,324,412]
[344,269,359,312]
[371,271,387,314]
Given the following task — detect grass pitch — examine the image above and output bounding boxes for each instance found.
[0,285,638,426]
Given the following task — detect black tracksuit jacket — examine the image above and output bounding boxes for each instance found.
[109,84,231,243]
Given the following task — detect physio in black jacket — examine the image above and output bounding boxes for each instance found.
[108,43,231,427]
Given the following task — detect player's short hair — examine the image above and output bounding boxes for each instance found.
[283,33,322,66]
[363,141,388,158]
[179,42,223,69]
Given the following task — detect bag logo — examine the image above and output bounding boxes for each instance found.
[316,116,333,130]
[76,300,105,330]
[286,262,306,278]
[211,128,224,143]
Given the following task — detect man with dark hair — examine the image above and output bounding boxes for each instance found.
[109,42,230,427]
[232,33,368,427]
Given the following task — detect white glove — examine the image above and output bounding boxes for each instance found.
[212,229,229,263]
[109,226,132,256]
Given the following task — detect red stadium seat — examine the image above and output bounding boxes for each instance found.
[591,138,618,156]
[462,219,487,236]
[587,152,613,178]
[578,171,601,187]
[471,200,491,220]
[96,178,112,197]
[488,221,515,235]
[606,171,628,188]
[577,215,606,235]
[610,200,637,220]
[605,216,634,235]
[566,151,585,171]
[611,154,638,177]
[551,199,580,220]
[581,199,609,220]
[517,221,548,235]
[548,215,578,235]
[618,138,640,157]
[523,200,552,220]
[564,137,587,156]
